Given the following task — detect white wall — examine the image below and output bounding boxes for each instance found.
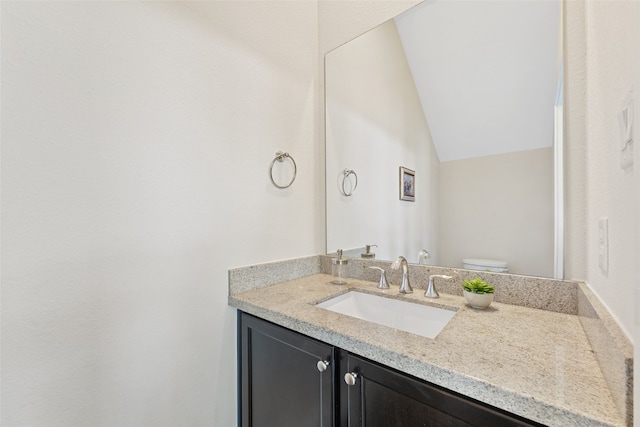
[439,148,554,277]
[1,2,321,425]
[325,19,439,263]
[565,0,639,339]
[5,0,638,424]
[563,1,588,284]
[584,0,639,338]
[564,1,640,420]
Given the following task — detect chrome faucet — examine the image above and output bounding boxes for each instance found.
[418,249,431,264]
[391,256,412,294]
[425,274,452,298]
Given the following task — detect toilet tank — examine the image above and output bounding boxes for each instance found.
[462,258,508,273]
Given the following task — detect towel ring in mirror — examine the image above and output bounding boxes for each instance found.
[341,169,358,196]
[269,151,297,189]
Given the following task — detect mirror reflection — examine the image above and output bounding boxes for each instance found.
[325,0,562,278]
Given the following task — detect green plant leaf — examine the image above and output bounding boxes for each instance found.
[462,278,494,294]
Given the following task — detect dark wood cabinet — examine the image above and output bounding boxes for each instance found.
[238,312,335,427]
[340,352,541,427]
[238,312,542,427]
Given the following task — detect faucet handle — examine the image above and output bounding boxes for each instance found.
[425,274,453,299]
[367,266,390,289]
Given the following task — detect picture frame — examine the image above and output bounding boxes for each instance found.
[399,167,415,202]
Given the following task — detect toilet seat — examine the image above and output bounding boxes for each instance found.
[462,258,508,273]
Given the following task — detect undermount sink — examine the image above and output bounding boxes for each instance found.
[316,291,456,339]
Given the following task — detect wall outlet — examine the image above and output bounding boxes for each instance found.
[598,217,609,275]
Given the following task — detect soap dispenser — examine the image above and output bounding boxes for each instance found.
[331,249,348,285]
[361,244,377,259]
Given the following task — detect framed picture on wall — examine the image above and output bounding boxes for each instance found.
[399,167,415,202]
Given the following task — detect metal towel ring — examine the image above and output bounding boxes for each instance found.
[269,151,297,189]
[341,169,358,196]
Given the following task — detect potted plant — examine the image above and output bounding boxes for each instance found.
[462,278,495,309]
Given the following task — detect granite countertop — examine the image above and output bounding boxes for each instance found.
[228,273,625,427]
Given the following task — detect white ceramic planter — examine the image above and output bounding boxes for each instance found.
[463,290,494,309]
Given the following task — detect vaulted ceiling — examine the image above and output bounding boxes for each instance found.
[395,0,561,162]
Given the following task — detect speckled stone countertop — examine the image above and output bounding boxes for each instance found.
[229,273,625,427]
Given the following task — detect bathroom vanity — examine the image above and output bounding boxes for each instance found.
[229,257,631,427]
[239,311,541,426]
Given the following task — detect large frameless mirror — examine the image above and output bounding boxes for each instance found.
[325,0,563,278]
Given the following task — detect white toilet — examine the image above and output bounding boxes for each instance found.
[462,258,508,273]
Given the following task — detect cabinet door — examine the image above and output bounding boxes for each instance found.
[239,312,335,427]
[341,352,541,427]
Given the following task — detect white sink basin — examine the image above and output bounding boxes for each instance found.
[316,291,456,339]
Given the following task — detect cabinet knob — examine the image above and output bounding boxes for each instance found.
[344,372,358,386]
[317,360,330,372]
